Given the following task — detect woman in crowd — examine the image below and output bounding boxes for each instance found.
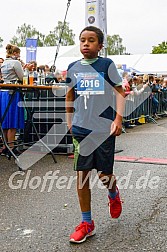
[0,57,4,83]
[0,57,4,147]
[0,44,25,156]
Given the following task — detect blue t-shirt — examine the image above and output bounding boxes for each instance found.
[66,57,122,135]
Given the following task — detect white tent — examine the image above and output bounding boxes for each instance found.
[109,54,167,75]
[1,46,167,74]
[0,45,82,70]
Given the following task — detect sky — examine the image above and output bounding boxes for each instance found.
[1,0,167,54]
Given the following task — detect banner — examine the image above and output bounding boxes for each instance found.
[85,0,107,48]
[26,38,38,63]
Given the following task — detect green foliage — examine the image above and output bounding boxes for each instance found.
[9,22,75,47]
[8,22,126,54]
[152,41,167,54]
[0,37,3,47]
[10,23,40,47]
[107,34,126,55]
[45,21,75,46]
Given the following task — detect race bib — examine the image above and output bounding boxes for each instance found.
[76,72,104,95]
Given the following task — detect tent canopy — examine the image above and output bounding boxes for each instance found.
[0,46,167,74]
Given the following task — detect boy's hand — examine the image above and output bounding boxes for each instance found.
[110,120,122,136]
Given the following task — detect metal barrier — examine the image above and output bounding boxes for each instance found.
[16,88,167,152]
[123,90,167,126]
[19,85,73,154]
[21,88,167,147]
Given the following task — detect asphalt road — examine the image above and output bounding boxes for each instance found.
[0,118,167,252]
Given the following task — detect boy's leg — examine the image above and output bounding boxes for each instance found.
[99,173,122,218]
[77,170,91,212]
[70,170,95,243]
[70,136,96,243]
[99,173,116,191]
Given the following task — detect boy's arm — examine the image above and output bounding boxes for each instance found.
[111,85,125,136]
[65,86,75,132]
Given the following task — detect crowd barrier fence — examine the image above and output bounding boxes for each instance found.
[123,90,167,125]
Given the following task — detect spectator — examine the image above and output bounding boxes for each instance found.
[0,57,4,83]
[0,44,25,157]
[44,65,58,84]
[123,76,149,127]
[161,79,167,112]
[61,70,67,83]
[28,60,38,80]
[150,77,161,119]
[122,71,130,93]
[116,64,124,78]
[55,70,63,83]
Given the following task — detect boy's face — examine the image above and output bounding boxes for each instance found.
[80,30,103,59]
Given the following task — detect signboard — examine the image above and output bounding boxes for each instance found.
[26,38,38,63]
[85,0,107,48]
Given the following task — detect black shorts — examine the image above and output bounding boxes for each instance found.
[73,134,116,174]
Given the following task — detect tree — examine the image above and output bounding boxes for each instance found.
[44,21,75,46]
[0,37,3,47]
[107,34,126,55]
[10,22,75,47]
[10,23,44,47]
[152,41,167,54]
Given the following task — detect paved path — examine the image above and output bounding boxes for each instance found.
[0,118,167,252]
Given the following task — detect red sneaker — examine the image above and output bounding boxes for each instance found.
[108,187,122,218]
[69,221,95,243]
